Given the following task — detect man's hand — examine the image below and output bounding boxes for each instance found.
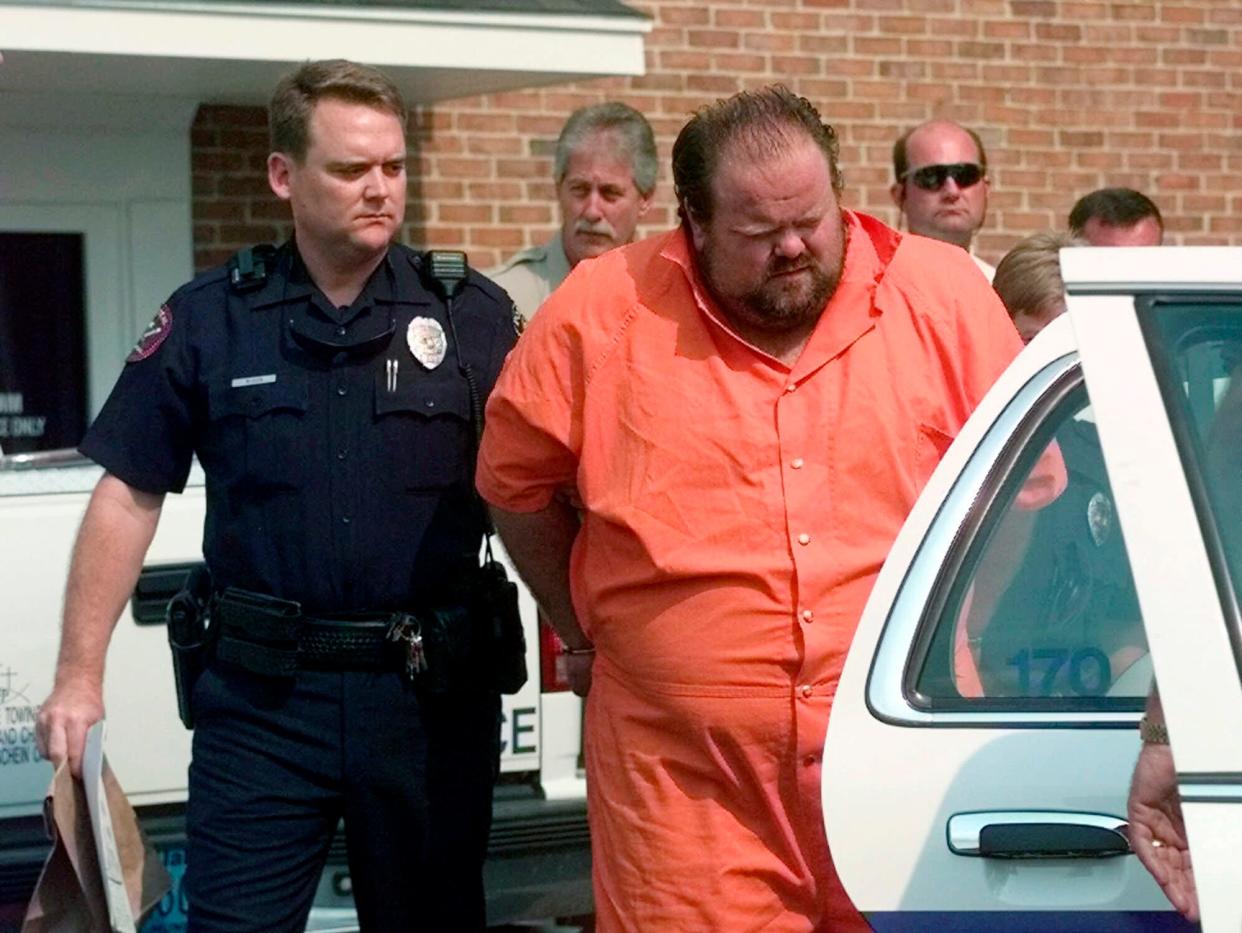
[565,652,593,697]
[1127,742,1197,921]
[490,502,594,696]
[36,676,104,777]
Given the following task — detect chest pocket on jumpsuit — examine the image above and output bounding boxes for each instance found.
[374,369,472,490]
[208,377,309,491]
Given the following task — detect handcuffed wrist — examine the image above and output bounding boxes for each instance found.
[1139,715,1170,745]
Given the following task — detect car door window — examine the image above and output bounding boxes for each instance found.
[1141,299,1242,635]
[912,380,1151,709]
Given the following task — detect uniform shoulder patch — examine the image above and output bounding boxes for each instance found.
[127,304,173,362]
[512,301,526,337]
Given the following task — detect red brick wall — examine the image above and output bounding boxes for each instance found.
[192,0,1242,272]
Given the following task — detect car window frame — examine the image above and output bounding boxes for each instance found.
[906,376,1147,715]
[1138,294,1242,684]
[866,350,1145,729]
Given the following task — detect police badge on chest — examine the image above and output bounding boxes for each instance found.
[407,317,447,370]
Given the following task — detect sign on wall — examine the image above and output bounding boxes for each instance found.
[0,232,88,454]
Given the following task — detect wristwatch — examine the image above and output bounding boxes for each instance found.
[1139,715,1170,745]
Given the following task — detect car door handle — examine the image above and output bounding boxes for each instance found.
[948,811,1131,858]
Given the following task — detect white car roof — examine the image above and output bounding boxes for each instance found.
[1061,245,1242,293]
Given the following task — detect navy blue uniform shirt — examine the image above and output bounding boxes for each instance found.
[81,242,517,614]
[981,414,1143,697]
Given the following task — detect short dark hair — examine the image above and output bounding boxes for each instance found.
[892,121,988,182]
[555,102,658,197]
[269,59,407,161]
[1068,187,1163,235]
[672,85,844,225]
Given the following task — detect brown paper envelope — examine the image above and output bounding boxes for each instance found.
[21,762,171,932]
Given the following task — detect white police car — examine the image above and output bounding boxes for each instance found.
[823,247,1241,932]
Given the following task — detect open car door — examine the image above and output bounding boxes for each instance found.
[822,247,1242,931]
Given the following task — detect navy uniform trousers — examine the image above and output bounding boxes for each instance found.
[185,661,500,932]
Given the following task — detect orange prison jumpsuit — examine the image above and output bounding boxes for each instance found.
[477,212,1023,931]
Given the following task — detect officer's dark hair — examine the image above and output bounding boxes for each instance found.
[270,59,408,162]
[673,85,844,226]
[891,121,988,182]
[1068,187,1164,237]
[993,230,1082,320]
[555,102,658,197]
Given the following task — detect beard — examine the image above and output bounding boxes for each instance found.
[697,238,844,336]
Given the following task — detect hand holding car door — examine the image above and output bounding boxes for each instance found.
[1128,739,1197,922]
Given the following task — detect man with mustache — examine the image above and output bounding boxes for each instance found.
[477,86,1023,929]
[491,102,656,324]
[36,60,515,931]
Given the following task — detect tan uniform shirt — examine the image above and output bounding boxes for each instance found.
[488,234,572,325]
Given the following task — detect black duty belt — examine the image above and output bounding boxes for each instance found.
[298,618,402,671]
[210,587,415,677]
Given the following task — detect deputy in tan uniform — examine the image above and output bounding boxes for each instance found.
[491,102,657,322]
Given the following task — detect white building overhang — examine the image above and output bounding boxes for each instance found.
[0,0,649,126]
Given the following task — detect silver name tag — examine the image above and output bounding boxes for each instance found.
[230,374,277,388]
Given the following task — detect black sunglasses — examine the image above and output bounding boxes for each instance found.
[902,162,984,191]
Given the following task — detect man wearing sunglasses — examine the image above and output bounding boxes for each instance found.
[891,120,994,280]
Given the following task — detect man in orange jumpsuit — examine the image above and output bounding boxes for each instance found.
[477,86,1022,930]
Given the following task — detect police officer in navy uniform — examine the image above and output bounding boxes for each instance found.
[36,60,516,931]
[979,411,1144,696]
